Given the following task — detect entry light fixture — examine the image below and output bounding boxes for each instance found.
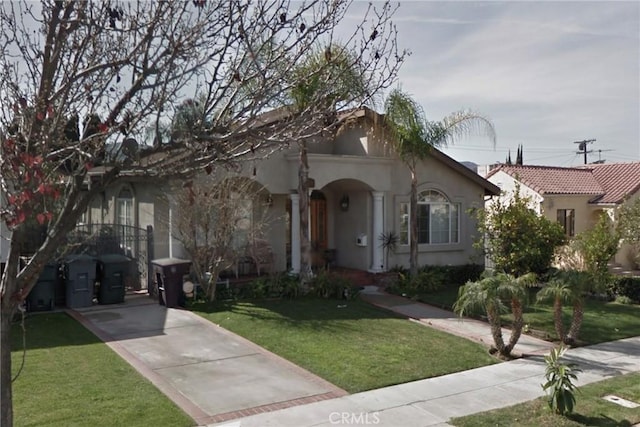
[340,194,349,212]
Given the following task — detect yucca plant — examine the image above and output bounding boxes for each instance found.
[542,346,582,415]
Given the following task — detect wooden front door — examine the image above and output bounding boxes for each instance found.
[310,191,327,267]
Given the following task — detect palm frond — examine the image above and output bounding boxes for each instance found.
[429,110,497,148]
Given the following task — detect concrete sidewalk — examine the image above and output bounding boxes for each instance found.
[68,295,346,426]
[213,336,640,426]
[359,286,555,356]
[70,290,638,427]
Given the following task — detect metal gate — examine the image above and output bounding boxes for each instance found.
[67,224,154,291]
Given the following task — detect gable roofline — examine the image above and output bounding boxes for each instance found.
[429,148,500,196]
[352,107,500,197]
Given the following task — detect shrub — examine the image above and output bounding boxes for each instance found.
[478,185,566,276]
[615,295,634,305]
[574,213,619,289]
[542,346,581,416]
[386,264,484,297]
[608,277,640,303]
[310,270,355,300]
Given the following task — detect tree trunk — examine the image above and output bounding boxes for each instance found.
[409,167,418,277]
[553,298,566,342]
[1,306,14,427]
[506,298,524,355]
[487,305,506,356]
[565,299,584,346]
[298,140,312,282]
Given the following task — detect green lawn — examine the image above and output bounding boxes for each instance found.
[190,297,498,393]
[417,286,640,346]
[11,312,194,427]
[504,298,640,346]
[451,372,640,427]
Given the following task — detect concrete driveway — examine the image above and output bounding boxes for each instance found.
[69,295,346,426]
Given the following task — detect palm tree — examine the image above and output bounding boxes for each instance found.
[536,278,572,342]
[454,272,535,358]
[536,270,592,345]
[383,89,496,277]
[289,44,371,281]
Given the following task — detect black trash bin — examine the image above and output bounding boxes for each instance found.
[97,254,132,304]
[26,263,59,312]
[64,254,97,308]
[151,258,192,308]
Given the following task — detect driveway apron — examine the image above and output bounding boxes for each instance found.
[68,295,346,426]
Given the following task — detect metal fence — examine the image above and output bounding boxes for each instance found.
[67,223,154,290]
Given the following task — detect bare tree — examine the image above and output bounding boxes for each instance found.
[170,174,272,301]
[0,1,403,424]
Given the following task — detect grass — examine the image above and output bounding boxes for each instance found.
[416,285,640,346]
[508,298,640,345]
[11,312,194,427]
[190,297,498,393]
[451,372,640,427]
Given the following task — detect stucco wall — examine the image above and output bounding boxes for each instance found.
[387,155,487,268]
[540,194,597,235]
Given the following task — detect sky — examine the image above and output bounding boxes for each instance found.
[346,1,640,168]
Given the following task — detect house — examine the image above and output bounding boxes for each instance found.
[486,162,640,269]
[168,107,499,273]
[77,107,500,289]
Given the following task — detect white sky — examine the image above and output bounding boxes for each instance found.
[345,1,640,167]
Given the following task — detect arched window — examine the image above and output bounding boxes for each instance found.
[399,190,459,245]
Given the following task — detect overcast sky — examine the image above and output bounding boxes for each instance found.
[346,1,640,167]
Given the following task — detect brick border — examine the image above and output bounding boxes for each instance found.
[197,390,344,425]
[67,305,348,426]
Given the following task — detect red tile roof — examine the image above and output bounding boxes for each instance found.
[486,162,640,204]
[584,162,640,204]
[487,165,603,196]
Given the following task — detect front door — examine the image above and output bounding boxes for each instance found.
[310,191,327,267]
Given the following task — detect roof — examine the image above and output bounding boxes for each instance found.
[486,165,603,196]
[487,162,640,204]
[585,162,640,204]
[430,149,500,196]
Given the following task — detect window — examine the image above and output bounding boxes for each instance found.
[116,187,134,252]
[557,209,575,237]
[116,188,134,228]
[399,190,460,245]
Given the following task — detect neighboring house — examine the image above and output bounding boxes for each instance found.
[486,162,640,269]
[162,106,499,274]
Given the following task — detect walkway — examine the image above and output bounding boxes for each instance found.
[359,285,555,356]
[70,289,638,427]
[212,336,639,426]
[68,295,346,426]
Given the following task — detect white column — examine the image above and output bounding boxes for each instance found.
[370,191,384,273]
[290,193,301,273]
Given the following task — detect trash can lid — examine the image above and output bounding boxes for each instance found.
[98,254,132,263]
[65,254,97,263]
[151,257,192,267]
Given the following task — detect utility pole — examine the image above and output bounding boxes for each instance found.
[573,139,596,164]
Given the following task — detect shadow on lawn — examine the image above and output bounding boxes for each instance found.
[568,413,633,427]
[11,312,102,351]
[190,296,404,328]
